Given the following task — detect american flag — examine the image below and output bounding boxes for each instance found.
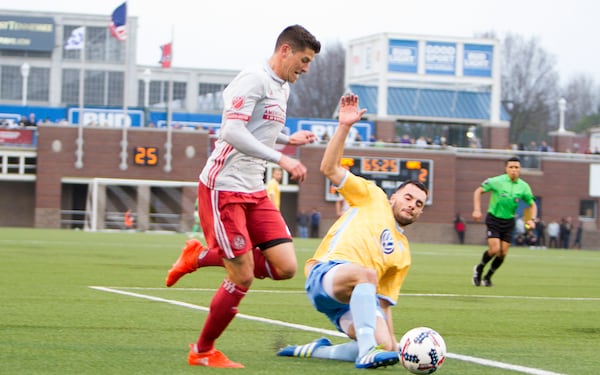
[109,2,127,41]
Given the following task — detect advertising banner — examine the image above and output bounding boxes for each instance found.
[0,15,55,52]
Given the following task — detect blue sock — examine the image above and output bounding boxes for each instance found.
[350,283,377,357]
[312,341,358,362]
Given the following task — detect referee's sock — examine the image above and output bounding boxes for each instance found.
[484,256,505,279]
[476,249,493,271]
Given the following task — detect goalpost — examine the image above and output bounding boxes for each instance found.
[84,177,198,232]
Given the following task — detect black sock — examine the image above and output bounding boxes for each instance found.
[477,250,493,271]
[484,256,504,279]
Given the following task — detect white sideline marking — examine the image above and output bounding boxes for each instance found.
[90,286,566,375]
[108,287,600,301]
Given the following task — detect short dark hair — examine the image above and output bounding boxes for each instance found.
[275,25,321,54]
[396,180,429,197]
[506,156,521,164]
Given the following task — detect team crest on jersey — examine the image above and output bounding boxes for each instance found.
[232,235,246,250]
[380,229,395,254]
[231,96,245,110]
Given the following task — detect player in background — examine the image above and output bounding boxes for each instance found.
[277,93,429,369]
[164,25,320,368]
[267,167,283,210]
[471,156,537,287]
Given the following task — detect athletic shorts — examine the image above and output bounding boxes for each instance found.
[198,182,292,259]
[305,260,384,333]
[485,213,515,243]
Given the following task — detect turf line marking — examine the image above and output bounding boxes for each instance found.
[109,287,600,301]
[89,286,341,337]
[90,286,565,375]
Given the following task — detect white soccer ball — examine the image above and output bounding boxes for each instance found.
[399,327,447,374]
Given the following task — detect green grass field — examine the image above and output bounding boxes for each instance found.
[1,227,598,374]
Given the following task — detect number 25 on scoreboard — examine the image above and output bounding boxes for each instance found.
[134,146,159,166]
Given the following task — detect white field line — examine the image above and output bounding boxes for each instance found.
[104,287,600,301]
[90,286,567,375]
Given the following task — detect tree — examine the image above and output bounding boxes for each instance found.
[287,41,346,118]
[562,74,599,133]
[500,33,560,145]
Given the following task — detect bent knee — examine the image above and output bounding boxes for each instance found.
[272,265,296,280]
[357,268,378,284]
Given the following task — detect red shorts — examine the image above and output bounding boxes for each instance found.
[198,182,292,259]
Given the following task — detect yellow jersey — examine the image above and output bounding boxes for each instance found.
[266,178,280,210]
[305,172,411,305]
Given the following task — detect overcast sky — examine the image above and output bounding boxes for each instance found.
[3,0,599,85]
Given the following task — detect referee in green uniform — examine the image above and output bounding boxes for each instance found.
[472,156,537,287]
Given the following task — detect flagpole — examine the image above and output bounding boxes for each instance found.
[75,27,85,169]
[119,7,129,171]
[164,25,174,173]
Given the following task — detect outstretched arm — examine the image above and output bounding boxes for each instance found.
[283,130,318,146]
[320,94,367,186]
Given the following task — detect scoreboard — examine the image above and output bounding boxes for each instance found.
[326,156,433,205]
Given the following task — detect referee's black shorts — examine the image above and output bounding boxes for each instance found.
[485,213,515,243]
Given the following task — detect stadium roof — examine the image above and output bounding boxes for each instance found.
[350,85,510,123]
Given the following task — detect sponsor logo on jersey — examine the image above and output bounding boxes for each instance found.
[380,229,395,254]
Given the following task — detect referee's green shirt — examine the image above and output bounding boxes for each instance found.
[481,174,535,220]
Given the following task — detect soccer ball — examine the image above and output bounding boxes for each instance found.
[399,327,446,374]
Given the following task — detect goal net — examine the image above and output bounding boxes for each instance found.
[84,177,198,232]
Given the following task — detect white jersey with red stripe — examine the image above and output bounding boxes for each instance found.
[199,62,289,193]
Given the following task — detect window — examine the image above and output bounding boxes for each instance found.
[62,69,124,106]
[142,80,187,108]
[579,200,597,219]
[198,82,225,112]
[61,69,79,105]
[64,25,125,64]
[0,65,49,102]
[0,65,20,100]
[28,67,50,101]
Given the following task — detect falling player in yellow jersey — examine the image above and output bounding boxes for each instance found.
[277,93,429,369]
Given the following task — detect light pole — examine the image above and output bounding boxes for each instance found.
[143,68,151,108]
[20,62,30,106]
[558,97,567,132]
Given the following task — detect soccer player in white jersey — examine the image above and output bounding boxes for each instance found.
[164,25,321,368]
[277,94,429,369]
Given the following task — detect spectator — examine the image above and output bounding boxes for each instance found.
[399,134,412,144]
[559,217,573,249]
[18,116,27,127]
[24,113,37,127]
[454,213,466,244]
[571,222,583,249]
[124,209,134,229]
[535,218,546,248]
[539,141,550,152]
[296,209,309,238]
[310,207,321,238]
[547,219,560,248]
[415,136,427,147]
[525,227,537,247]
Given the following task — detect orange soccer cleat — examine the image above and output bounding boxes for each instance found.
[187,344,244,368]
[165,239,205,287]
